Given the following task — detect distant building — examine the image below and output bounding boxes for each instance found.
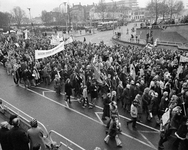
[32,17,43,24]
[106,0,138,8]
[185,2,188,9]
[127,8,146,21]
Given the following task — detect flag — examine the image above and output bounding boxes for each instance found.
[93,65,103,84]
[161,109,170,126]
[51,35,61,45]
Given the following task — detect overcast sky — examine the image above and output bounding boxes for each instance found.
[0,0,186,18]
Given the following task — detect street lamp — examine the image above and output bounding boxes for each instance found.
[59,2,68,33]
[111,0,115,36]
[27,8,32,22]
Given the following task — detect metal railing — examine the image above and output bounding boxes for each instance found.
[158,41,188,50]
[0,98,80,150]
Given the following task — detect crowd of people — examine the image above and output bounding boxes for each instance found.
[0,31,188,150]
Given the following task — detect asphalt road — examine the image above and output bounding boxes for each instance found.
[74,22,140,46]
[0,65,162,150]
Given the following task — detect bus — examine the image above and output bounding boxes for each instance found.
[97,21,118,31]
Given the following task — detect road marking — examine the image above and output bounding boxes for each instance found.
[34,86,160,132]
[50,130,85,150]
[22,86,156,149]
[0,96,85,150]
[95,112,104,124]
[138,131,157,150]
[139,130,159,134]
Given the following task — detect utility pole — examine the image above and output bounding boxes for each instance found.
[27,8,31,23]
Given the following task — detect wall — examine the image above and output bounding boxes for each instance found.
[164,24,188,41]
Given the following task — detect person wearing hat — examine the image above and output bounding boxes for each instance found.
[27,119,46,150]
[0,121,13,150]
[9,118,30,150]
[127,98,139,129]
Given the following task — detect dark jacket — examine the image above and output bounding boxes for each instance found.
[9,126,29,150]
[65,81,72,96]
[0,128,13,150]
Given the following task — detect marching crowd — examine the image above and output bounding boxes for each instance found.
[0,32,188,150]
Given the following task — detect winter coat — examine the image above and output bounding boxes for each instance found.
[65,81,72,96]
[150,96,160,116]
[9,126,29,150]
[0,128,13,150]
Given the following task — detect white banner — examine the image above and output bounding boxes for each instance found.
[35,42,64,59]
[51,35,62,45]
[180,55,188,62]
[64,37,73,45]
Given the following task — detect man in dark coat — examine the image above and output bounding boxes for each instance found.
[65,78,72,104]
[9,118,29,150]
[102,93,112,120]
[0,121,12,150]
[90,80,98,108]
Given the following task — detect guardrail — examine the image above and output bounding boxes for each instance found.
[158,41,188,50]
[112,36,188,51]
[0,98,76,150]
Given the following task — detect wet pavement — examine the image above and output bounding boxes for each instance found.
[0,65,164,150]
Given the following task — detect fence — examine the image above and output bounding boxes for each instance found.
[0,98,86,150]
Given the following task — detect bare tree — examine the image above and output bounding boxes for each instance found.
[12,6,25,27]
[41,10,53,24]
[96,0,107,22]
[167,0,184,20]
[158,0,169,22]
[146,0,162,24]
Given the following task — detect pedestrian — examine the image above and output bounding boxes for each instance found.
[123,84,131,112]
[54,74,61,95]
[90,80,98,108]
[102,93,111,120]
[65,78,72,104]
[127,98,139,129]
[0,121,13,150]
[107,101,120,133]
[9,118,30,150]
[82,85,89,108]
[27,119,46,150]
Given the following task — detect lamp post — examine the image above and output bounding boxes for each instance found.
[59,2,68,33]
[111,0,115,36]
[27,8,31,23]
